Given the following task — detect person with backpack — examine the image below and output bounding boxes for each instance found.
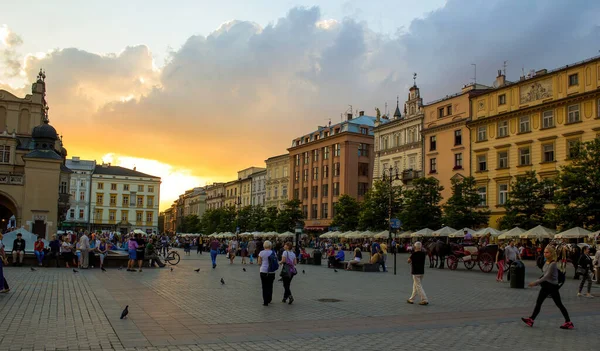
[258,240,278,306]
[279,241,297,304]
[522,245,573,329]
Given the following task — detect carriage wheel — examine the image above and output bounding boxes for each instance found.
[464,259,476,270]
[478,253,494,273]
[447,255,458,270]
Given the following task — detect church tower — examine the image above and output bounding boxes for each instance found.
[404,73,423,119]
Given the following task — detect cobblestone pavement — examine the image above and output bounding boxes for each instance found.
[0,250,598,351]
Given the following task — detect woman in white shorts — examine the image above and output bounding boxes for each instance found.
[346,247,363,270]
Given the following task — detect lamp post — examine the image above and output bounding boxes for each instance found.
[382,166,400,275]
[294,221,303,258]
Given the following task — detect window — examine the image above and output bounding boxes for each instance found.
[454,130,462,145]
[498,151,508,169]
[358,182,369,196]
[136,212,143,222]
[438,108,444,118]
[358,163,369,176]
[97,182,104,190]
[69,209,75,219]
[360,127,369,135]
[322,184,329,197]
[312,186,318,198]
[311,204,318,218]
[60,181,68,194]
[543,143,555,162]
[407,129,416,143]
[454,153,463,169]
[137,196,144,206]
[542,110,554,128]
[303,152,309,164]
[122,195,130,206]
[294,171,300,182]
[138,185,144,192]
[519,147,531,166]
[148,186,154,193]
[95,209,103,221]
[0,146,10,163]
[273,187,278,198]
[382,137,388,150]
[519,116,530,133]
[333,163,340,177]
[498,94,506,105]
[430,158,437,173]
[283,167,288,177]
[323,146,329,160]
[447,105,452,115]
[477,126,487,142]
[109,194,117,206]
[477,187,487,206]
[96,193,103,205]
[146,212,153,222]
[109,210,116,221]
[323,165,329,178]
[303,169,308,182]
[567,104,580,123]
[111,183,117,190]
[477,155,487,171]
[282,186,287,197]
[430,136,437,151]
[147,196,154,207]
[568,73,578,86]
[80,180,85,187]
[567,139,580,159]
[333,182,340,196]
[321,203,329,219]
[408,155,416,170]
[302,187,308,199]
[302,205,308,219]
[121,210,128,222]
[293,188,299,200]
[334,143,341,157]
[312,167,318,180]
[498,184,508,205]
[358,143,369,157]
[498,121,508,137]
[79,209,84,219]
[295,155,300,166]
[123,184,129,191]
[313,149,319,162]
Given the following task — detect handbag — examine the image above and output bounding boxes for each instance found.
[576,266,587,275]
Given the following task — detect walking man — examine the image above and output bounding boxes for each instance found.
[505,240,520,281]
[79,231,90,269]
[407,241,428,305]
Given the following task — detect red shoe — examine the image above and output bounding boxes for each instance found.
[560,321,574,329]
[521,317,534,327]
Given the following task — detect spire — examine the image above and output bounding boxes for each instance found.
[393,96,402,119]
[413,72,417,87]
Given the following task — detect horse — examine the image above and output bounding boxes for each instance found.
[425,239,451,269]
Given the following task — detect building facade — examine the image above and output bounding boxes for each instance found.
[224,180,241,208]
[251,169,266,206]
[422,84,489,202]
[467,58,600,227]
[0,70,71,239]
[65,157,96,230]
[205,182,225,210]
[237,167,265,207]
[91,164,161,234]
[265,154,289,209]
[162,207,174,233]
[187,187,206,219]
[373,84,425,187]
[288,112,378,230]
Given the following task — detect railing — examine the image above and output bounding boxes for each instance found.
[402,170,423,181]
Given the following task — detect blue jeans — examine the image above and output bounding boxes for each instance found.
[210,250,217,266]
[34,251,44,265]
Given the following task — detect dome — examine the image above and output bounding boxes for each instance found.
[61,147,68,157]
[32,120,58,141]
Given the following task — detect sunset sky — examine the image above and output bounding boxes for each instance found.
[1,0,598,210]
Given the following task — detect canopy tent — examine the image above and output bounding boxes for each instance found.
[589,231,600,240]
[2,227,49,253]
[448,228,476,238]
[358,230,375,239]
[554,227,592,239]
[133,229,145,234]
[432,226,456,237]
[474,227,503,237]
[374,231,390,239]
[279,231,294,238]
[397,231,413,239]
[411,228,434,238]
[498,227,526,240]
[519,225,556,240]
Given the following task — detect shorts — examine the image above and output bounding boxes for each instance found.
[353,257,361,262]
[128,250,137,260]
[136,251,145,261]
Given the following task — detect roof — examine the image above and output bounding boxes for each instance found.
[60,164,73,173]
[66,158,96,171]
[93,165,160,179]
[23,149,62,160]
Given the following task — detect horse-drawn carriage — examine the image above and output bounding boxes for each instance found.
[446,244,498,273]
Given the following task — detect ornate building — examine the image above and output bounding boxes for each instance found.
[205,182,225,210]
[64,157,96,230]
[0,70,71,238]
[265,154,289,209]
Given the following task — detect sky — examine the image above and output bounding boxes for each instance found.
[1,0,599,210]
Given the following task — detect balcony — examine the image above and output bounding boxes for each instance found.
[402,169,422,182]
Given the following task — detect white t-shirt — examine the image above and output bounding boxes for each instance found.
[282,250,296,265]
[61,241,72,253]
[259,249,273,273]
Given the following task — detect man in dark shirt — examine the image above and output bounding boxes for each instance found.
[12,233,26,266]
[49,235,62,267]
[407,241,428,305]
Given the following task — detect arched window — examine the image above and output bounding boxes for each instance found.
[18,109,30,134]
[0,107,7,133]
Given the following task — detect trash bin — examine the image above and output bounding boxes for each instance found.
[313,249,322,266]
[510,261,525,289]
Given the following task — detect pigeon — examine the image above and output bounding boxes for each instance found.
[118,266,123,270]
[101,267,107,272]
[334,269,338,273]
[242,268,246,272]
[170,267,174,272]
[73,269,79,273]
[220,278,225,285]
[194,268,200,272]
[30,267,36,272]
[120,305,129,319]
[302,270,305,274]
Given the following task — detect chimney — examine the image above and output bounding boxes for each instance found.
[359,110,364,116]
[133,166,136,171]
[72,156,80,162]
[347,113,353,121]
[495,70,506,87]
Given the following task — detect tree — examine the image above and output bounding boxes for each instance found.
[248,205,266,232]
[236,206,253,232]
[498,171,554,230]
[552,138,600,230]
[182,214,201,233]
[330,194,360,231]
[358,180,402,231]
[442,176,490,229]
[275,199,303,232]
[399,177,443,231]
[261,206,279,232]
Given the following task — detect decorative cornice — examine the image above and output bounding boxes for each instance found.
[473,147,489,153]
[374,115,423,132]
[515,140,533,145]
[538,135,558,142]
[562,131,584,137]
[494,144,511,149]
[422,118,468,135]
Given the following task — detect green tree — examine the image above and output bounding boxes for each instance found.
[236,205,253,232]
[552,138,600,230]
[200,209,220,234]
[358,180,402,231]
[331,194,360,231]
[442,176,490,229]
[399,177,443,231]
[182,214,201,233]
[249,205,266,232]
[498,171,554,230]
[261,206,279,232]
[275,199,303,232]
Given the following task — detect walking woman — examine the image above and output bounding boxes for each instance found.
[577,246,593,298]
[0,233,10,293]
[280,241,297,304]
[522,245,573,329]
[496,243,505,282]
[127,235,138,272]
[257,240,276,306]
[209,238,220,269]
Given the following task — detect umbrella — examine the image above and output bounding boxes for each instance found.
[432,226,456,237]
[411,228,434,237]
[589,231,600,240]
[398,231,413,239]
[474,227,503,237]
[374,231,390,239]
[519,225,556,239]
[498,227,526,239]
[448,228,476,238]
[554,227,592,239]
[133,229,145,234]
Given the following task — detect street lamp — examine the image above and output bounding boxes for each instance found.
[382,166,400,275]
[294,221,303,258]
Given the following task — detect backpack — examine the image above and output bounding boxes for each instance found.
[267,250,279,273]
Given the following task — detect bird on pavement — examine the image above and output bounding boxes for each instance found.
[101,267,107,272]
[334,269,338,273]
[242,268,246,272]
[118,266,123,270]
[120,305,129,319]
[220,278,225,285]
[170,267,174,272]
[194,268,200,272]
[73,269,79,273]
[302,270,305,274]
[30,267,36,272]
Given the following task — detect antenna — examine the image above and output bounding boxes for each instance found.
[384,102,388,116]
[521,66,525,78]
[503,60,508,76]
[471,64,477,85]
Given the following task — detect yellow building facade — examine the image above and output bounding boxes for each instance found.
[468,58,600,228]
[265,154,289,209]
